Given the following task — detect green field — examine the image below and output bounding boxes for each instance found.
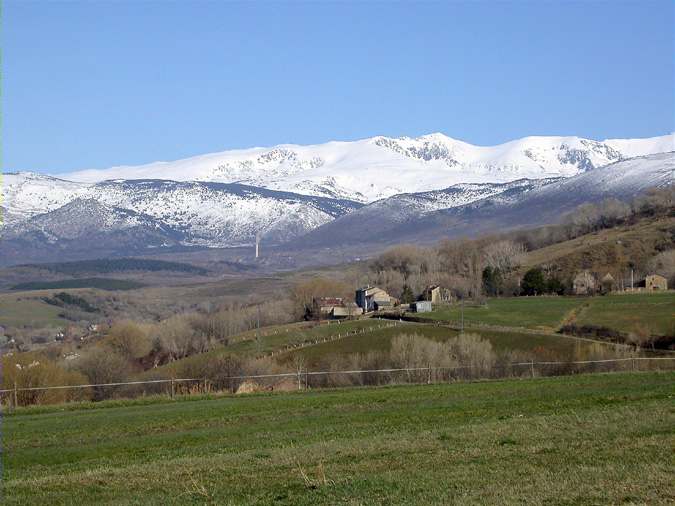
[575,292,675,337]
[279,322,600,367]
[424,296,586,330]
[0,296,65,328]
[424,293,675,336]
[156,318,606,375]
[157,319,393,373]
[3,372,673,504]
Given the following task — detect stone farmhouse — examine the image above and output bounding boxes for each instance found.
[573,271,596,295]
[355,286,396,313]
[313,297,363,320]
[422,285,452,304]
[640,274,668,291]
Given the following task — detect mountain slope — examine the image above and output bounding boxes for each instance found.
[2,135,672,267]
[293,152,674,249]
[0,177,366,265]
[62,133,674,203]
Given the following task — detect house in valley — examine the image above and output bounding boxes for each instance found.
[422,285,452,304]
[355,286,395,312]
[573,271,596,295]
[601,273,616,294]
[313,297,344,317]
[312,297,363,319]
[642,274,668,291]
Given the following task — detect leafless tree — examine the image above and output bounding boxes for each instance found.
[483,240,526,274]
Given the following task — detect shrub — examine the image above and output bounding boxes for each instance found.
[2,353,90,406]
[105,320,153,361]
[75,346,132,400]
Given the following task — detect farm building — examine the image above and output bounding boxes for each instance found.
[573,271,596,295]
[411,300,432,313]
[422,285,452,304]
[313,297,345,317]
[312,298,363,319]
[331,303,363,319]
[601,273,616,293]
[355,286,395,312]
[641,274,668,291]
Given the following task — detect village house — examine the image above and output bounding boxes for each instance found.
[573,271,596,295]
[601,273,615,294]
[312,297,363,320]
[355,286,395,312]
[422,285,452,304]
[313,297,344,317]
[330,302,363,319]
[641,274,668,291]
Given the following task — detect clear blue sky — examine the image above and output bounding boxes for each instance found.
[3,0,673,174]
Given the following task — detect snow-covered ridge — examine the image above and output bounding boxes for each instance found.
[1,175,363,247]
[58,132,674,203]
[1,151,672,264]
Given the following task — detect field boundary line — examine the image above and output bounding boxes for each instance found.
[3,357,673,394]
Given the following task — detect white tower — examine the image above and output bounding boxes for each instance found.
[255,233,261,259]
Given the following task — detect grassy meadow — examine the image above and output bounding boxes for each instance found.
[422,296,586,331]
[0,295,65,328]
[424,292,675,336]
[2,371,673,505]
[574,292,675,337]
[278,322,603,368]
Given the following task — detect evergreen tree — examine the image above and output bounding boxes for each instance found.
[521,268,546,295]
[400,284,415,304]
[482,266,503,296]
[547,276,565,295]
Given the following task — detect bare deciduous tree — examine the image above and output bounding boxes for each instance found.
[483,240,526,274]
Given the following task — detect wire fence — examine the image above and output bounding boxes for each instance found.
[2,357,673,410]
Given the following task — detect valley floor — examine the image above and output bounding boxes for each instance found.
[2,371,674,505]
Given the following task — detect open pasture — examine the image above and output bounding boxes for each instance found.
[2,372,673,505]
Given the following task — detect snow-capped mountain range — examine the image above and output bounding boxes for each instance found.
[293,152,675,249]
[2,175,362,247]
[1,133,673,265]
[62,132,674,203]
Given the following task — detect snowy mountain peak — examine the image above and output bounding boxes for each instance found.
[56,132,673,203]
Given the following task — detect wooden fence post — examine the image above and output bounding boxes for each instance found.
[14,380,18,409]
[530,360,535,378]
[170,378,175,399]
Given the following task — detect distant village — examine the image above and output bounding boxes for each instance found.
[311,272,669,321]
[572,271,667,295]
[0,270,669,351]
